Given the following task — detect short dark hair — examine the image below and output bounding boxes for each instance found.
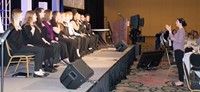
[71,9,78,16]
[177,18,187,27]
[35,7,44,25]
[85,14,90,17]
[52,11,59,21]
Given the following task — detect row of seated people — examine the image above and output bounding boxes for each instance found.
[156,29,200,51]
[184,30,200,53]
[7,8,99,77]
[155,29,177,50]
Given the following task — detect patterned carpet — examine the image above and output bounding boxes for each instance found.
[112,37,190,92]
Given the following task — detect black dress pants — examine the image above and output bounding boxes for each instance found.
[51,42,61,64]
[59,38,79,62]
[18,46,45,71]
[174,49,184,82]
[58,41,69,60]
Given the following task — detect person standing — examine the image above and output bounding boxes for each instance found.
[165,18,187,86]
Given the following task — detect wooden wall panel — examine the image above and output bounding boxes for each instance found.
[105,0,200,36]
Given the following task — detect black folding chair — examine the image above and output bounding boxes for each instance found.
[183,62,200,91]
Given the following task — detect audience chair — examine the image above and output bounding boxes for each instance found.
[185,47,194,53]
[190,53,200,80]
[183,62,200,92]
[165,48,176,70]
[164,47,177,76]
[4,41,35,77]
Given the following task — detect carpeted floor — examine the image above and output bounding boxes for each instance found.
[113,36,190,92]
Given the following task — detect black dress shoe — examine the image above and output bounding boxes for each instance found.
[53,65,59,68]
[43,72,49,76]
[44,67,57,73]
[51,67,58,72]
[172,82,184,87]
[33,73,45,78]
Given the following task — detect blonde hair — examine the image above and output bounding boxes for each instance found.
[11,9,22,23]
[23,10,35,25]
[68,11,73,16]
[67,11,73,20]
[23,10,42,33]
[65,12,70,16]
[11,9,22,30]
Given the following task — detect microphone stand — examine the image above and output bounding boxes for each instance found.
[1,39,4,92]
[0,30,11,92]
[117,13,125,20]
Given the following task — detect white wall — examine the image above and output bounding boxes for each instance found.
[21,0,32,20]
[52,0,60,11]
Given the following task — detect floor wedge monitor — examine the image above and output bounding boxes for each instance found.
[115,40,128,52]
[60,59,94,89]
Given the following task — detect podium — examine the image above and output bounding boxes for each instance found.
[112,18,128,45]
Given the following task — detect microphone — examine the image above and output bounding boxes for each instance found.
[117,13,125,19]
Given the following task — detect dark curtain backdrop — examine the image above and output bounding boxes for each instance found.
[60,0,64,12]
[11,0,21,10]
[11,0,104,29]
[61,0,104,29]
[85,0,104,29]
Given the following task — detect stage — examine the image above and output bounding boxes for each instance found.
[1,46,135,92]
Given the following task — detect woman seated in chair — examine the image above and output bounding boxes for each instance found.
[7,9,47,77]
[83,14,99,50]
[71,10,90,56]
[35,8,60,72]
[22,10,56,73]
[184,32,197,53]
[42,10,69,63]
[58,12,80,62]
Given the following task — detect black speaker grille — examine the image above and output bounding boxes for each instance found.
[72,59,94,79]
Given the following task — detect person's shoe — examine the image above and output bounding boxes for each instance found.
[33,72,47,78]
[80,51,86,57]
[33,73,44,77]
[62,59,70,64]
[172,81,184,87]
[50,67,58,72]
[44,67,57,73]
[53,64,59,68]
[43,72,49,76]
[39,69,49,76]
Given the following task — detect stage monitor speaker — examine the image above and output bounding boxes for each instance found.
[130,15,140,29]
[60,59,94,89]
[139,18,144,27]
[115,40,128,52]
[137,50,165,70]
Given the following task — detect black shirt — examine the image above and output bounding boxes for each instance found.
[22,24,48,47]
[7,23,26,53]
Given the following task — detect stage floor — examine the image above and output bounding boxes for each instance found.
[1,46,134,92]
